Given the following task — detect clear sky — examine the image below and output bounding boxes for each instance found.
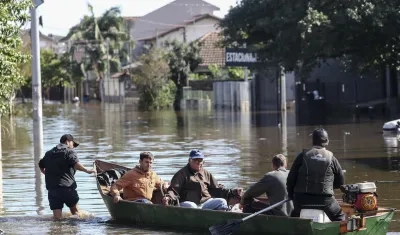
[36,0,240,36]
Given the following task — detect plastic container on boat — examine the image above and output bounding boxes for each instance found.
[358,182,377,193]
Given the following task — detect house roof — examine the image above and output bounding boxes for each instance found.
[130,0,220,40]
[198,31,225,66]
[21,29,62,43]
[137,13,221,41]
[123,16,141,22]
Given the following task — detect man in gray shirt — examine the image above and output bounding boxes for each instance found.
[240,154,293,216]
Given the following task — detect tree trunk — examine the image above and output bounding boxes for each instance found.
[8,91,15,117]
[174,84,183,111]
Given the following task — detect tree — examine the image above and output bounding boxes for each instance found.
[40,50,81,99]
[219,0,400,77]
[0,0,32,157]
[164,40,203,110]
[132,47,174,110]
[0,1,32,114]
[62,5,134,100]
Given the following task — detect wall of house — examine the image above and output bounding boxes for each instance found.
[185,18,219,42]
[156,29,184,47]
[155,17,220,47]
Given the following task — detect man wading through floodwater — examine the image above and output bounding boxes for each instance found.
[38,134,96,219]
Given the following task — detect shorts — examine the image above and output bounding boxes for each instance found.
[48,188,80,210]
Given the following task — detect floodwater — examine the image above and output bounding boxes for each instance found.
[1,103,400,234]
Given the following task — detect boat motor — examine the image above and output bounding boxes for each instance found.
[340,182,378,212]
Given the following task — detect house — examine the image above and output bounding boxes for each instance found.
[21,29,65,54]
[129,0,221,57]
[196,31,225,72]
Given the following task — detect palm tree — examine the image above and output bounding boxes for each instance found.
[61,4,134,101]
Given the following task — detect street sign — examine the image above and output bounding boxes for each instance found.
[225,48,259,67]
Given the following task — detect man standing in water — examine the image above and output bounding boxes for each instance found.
[38,134,96,219]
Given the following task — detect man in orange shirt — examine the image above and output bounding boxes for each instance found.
[110,152,165,204]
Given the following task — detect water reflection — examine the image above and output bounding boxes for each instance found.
[279,111,288,156]
[0,159,3,215]
[34,155,44,215]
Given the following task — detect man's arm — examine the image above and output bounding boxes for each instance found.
[208,172,232,199]
[110,172,132,197]
[67,151,95,174]
[241,175,271,205]
[154,173,165,190]
[165,171,185,205]
[110,172,133,203]
[286,152,304,199]
[332,156,345,189]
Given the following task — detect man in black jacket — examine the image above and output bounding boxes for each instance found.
[38,134,95,219]
[286,128,345,221]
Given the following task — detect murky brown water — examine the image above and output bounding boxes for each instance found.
[1,103,400,234]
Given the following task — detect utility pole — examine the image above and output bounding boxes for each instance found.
[31,0,44,160]
[280,66,287,111]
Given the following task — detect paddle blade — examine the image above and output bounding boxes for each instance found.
[208,219,242,235]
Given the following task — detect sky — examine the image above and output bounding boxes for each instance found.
[36,0,240,36]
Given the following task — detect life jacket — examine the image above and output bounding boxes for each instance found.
[294,147,334,196]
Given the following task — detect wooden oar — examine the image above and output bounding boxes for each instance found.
[375,180,400,183]
[208,198,291,235]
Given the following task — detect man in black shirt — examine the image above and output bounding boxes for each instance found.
[286,128,345,221]
[38,134,95,219]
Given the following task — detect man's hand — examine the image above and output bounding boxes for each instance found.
[162,182,170,192]
[162,196,169,206]
[86,167,96,174]
[113,195,122,204]
[236,188,243,196]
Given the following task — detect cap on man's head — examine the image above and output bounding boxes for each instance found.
[60,134,80,147]
[189,149,204,159]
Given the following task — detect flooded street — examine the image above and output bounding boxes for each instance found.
[1,103,400,234]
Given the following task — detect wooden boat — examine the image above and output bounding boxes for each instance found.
[94,160,395,235]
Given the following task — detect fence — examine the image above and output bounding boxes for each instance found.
[181,87,213,109]
[296,79,386,124]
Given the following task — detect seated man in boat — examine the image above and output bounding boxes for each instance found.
[239,154,293,216]
[287,128,346,221]
[110,152,166,204]
[162,149,242,210]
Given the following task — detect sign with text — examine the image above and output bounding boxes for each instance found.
[225,48,259,67]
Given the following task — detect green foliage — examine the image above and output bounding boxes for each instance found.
[189,73,211,80]
[219,0,400,77]
[63,6,134,79]
[23,50,84,96]
[133,48,174,110]
[208,65,245,80]
[163,40,203,109]
[0,0,32,115]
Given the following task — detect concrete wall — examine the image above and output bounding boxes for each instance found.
[103,78,125,103]
[213,81,251,111]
